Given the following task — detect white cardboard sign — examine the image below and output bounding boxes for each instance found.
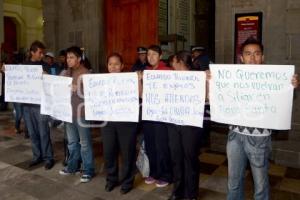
[5,65,43,104]
[209,64,295,130]
[142,70,206,127]
[41,74,73,123]
[83,73,139,122]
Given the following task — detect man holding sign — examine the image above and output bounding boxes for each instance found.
[217,38,299,200]
[22,41,54,170]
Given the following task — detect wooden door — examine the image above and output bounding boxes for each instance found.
[105,0,159,70]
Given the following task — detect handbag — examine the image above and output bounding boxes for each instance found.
[136,140,150,178]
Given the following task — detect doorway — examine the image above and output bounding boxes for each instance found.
[194,0,215,61]
[2,16,17,63]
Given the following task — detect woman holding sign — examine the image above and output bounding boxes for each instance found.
[101,53,138,194]
[142,45,173,188]
[166,51,203,200]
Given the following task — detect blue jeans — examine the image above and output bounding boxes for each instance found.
[13,103,23,130]
[23,105,53,162]
[227,131,271,200]
[65,118,94,176]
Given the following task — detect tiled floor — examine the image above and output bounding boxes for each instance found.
[0,110,300,200]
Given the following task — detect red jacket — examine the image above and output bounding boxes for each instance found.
[146,61,172,70]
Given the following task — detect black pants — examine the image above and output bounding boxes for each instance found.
[143,121,172,182]
[101,122,137,189]
[167,124,202,199]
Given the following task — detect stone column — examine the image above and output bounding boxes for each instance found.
[0,0,3,61]
[215,0,234,63]
[42,0,105,72]
[42,0,58,52]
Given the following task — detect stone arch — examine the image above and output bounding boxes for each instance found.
[3,11,27,49]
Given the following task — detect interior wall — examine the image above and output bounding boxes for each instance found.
[3,0,43,49]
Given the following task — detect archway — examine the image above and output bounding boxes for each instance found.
[2,16,17,63]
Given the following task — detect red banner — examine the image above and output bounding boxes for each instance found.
[234,13,262,63]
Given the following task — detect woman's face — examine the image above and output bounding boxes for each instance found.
[147,49,161,67]
[67,52,81,68]
[107,56,124,73]
[172,56,186,70]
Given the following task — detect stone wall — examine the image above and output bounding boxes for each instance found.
[0,0,3,60]
[42,0,106,72]
[215,0,300,135]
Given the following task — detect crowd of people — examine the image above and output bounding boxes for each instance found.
[1,37,299,200]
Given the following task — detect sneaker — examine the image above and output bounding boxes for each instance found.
[59,168,72,175]
[80,174,92,183]
[145,176,156,184]
[59,168,81,175]
[155,180,169,187]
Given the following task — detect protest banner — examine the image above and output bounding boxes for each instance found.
[5,65,43,104]
[41,74,72,123]
[83,73,139,122]
[142,70,206,127]
[209,64,295,130]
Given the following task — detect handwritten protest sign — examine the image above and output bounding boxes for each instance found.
[41,75,73,123]
[5,65,43,104]
[142,70,206,127]
[209,64,295,130]
[83,73,139,122]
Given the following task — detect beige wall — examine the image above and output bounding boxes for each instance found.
[3,0,43,49]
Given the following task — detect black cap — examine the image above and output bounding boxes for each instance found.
[137,47,147,54]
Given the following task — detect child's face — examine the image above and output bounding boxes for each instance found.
[107,56,123,73]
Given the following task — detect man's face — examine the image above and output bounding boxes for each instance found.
[45,56,54,65]
[31,48,44,62]
[59,55,66,64]
[147,50,161,67]
[240,44,264,64]
[138,53,147,63]
[192,50,201,59]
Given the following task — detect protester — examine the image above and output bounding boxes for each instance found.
[23,40,54,170]
[226,37,299,200]
[59,46,95,183]
[101,53,138,194]
[166,51,203,200]
[142,45,173,187]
